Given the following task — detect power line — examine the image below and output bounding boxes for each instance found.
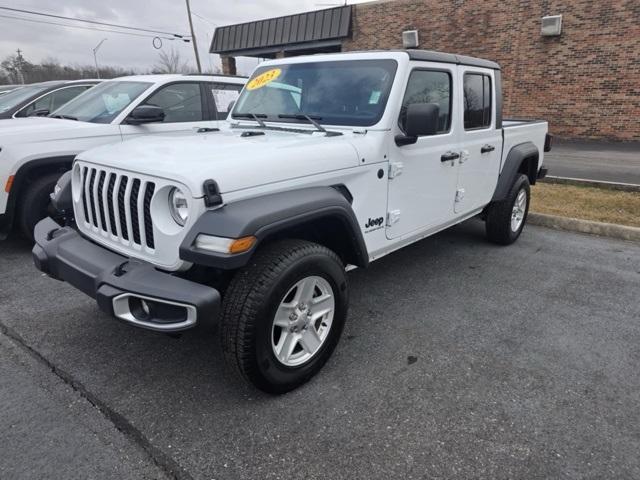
[191,12,217,27]
[0,13,189,42]
[0,5,189,38]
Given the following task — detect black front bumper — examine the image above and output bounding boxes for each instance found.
[32,217,220,332]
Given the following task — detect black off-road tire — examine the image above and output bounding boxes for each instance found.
[220,239,349,394]
[18,172,61,242]
[485,173,531,245]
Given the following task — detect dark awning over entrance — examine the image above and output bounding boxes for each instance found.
[210,6,352,58]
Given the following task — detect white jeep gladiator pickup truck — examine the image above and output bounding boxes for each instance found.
[33,50,551,393]
[0,74,245,240]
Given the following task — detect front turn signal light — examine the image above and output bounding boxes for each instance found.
[229,236,257,254]
[5,175,14,193]
[194,234,257,254]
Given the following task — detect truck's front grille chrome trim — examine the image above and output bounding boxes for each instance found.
[79,166,156,251]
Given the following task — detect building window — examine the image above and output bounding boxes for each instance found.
[399,69,451,135]
[463,73,492,130]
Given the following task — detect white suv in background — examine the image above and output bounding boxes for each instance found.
[0,74,246,240]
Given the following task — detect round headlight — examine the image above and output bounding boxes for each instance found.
[168,187,189,226]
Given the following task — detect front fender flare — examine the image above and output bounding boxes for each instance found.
[179,186,368,270]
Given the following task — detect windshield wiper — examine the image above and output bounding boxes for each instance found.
[278,114,325,132]
[278,114,342,136]
[49,114,78,121]
[233,112,267,128]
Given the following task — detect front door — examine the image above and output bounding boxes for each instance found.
[386,64,460,239]
[119,81,216,139]
[454,68,501,214]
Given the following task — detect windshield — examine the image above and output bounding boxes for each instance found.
[52,81,151,123]
[0,84,49,113]
[232,59,397,127]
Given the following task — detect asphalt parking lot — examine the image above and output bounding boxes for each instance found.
[1,221,639,480]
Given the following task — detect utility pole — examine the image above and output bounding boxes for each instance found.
[15,49,25,84]
[185,0,202,73]
[92,38,107,79]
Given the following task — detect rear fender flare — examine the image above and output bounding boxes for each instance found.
[491,142,539,202]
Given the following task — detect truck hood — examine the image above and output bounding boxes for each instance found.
[77,128,362,195]
[0,117,103,144]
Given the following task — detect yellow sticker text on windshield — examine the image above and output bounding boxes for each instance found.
[246,68,281,90]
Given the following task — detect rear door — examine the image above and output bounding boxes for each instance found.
[119,81,215,139]
[454,67,501,214]
[386,63,460,239]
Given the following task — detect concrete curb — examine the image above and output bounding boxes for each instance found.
[528,212,640,242]
[540,176,640,193]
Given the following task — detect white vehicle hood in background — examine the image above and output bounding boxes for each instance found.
[78,128,362,195]
[0,117,106,145]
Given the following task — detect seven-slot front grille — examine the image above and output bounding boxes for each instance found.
[79,166,155,249]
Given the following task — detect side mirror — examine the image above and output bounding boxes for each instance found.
[28,108,50,117]
[395,103,440,146]
[126,105,165,125]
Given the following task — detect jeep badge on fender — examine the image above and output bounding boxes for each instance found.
[33,50,549,394]
[365,217,384,229]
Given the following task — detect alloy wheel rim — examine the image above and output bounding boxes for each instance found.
[271,275,335,367]
[511,188,527,232]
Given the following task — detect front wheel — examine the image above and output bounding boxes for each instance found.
[18,173,62,242]
[485,173,531,245]
[220,239,349,394]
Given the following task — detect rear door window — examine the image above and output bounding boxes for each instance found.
[463,73,492,129]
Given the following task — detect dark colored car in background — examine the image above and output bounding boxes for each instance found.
[0,79,100,119]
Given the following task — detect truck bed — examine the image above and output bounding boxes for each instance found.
[502,119,549,173]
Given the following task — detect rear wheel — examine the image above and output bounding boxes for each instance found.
[220,239,348,394]
[485,174,530,245]
[17,173,61,242]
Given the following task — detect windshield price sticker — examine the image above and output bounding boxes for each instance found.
[246,68,281,90]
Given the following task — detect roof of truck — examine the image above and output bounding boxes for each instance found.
[256,50,501,71]
[353,50,501,70]
[404,50,500,70]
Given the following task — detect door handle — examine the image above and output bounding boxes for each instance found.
[441,151,460,162]
[481,144,495,153]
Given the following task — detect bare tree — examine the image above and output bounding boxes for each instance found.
[0,53,138,84]
[153,47,192,74]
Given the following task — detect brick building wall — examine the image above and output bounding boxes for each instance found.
[343,0,640,141]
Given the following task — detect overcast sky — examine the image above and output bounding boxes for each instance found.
[0,0,371,76]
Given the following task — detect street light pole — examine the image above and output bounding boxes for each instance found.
[185,0,202,73]
[92,38,107,79]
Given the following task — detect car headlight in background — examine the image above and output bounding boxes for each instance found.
[168,187,189,226]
